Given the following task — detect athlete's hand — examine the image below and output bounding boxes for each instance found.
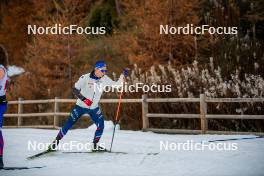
[83,98,92,106]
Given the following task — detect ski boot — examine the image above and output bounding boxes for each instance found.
[92,143,106,152]
[47,139,60,152]
[0,156,4,169]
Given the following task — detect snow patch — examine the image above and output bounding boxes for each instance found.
[2,129,264,176]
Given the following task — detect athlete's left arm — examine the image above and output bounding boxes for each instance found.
[103,74,125,87]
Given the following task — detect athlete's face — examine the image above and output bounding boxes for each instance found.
[95,67,107,78]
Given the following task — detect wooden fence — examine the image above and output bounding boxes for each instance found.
[3,94,264,135]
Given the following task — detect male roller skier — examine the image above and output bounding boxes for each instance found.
[49,61,128,152]
[0,48,8,169]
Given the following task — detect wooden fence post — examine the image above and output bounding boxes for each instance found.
[54,97,59,128]
[17,98,23,127]
[200,94,207,134]
[142,94,149,130]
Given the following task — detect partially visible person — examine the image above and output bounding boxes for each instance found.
[0,46,8,169]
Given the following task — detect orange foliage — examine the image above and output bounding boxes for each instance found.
[120,0,200,67]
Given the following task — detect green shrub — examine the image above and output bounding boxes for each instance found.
[88,0,119,34]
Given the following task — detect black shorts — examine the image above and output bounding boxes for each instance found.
[0,95,7,104]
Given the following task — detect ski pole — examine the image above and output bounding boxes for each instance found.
[110,78,125,152]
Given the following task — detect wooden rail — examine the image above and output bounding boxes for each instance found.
[142,94,264,135]
[3,94,264,135]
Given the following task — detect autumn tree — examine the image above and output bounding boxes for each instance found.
[120,0,200,67]
[200,0,264,78]
[14,0,88,100]
[0,0,36,66]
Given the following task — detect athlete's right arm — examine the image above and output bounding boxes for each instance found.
[73,75,86,100]
[72,75,93,106]
[72,87,85,101]
[0,68,5,80]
